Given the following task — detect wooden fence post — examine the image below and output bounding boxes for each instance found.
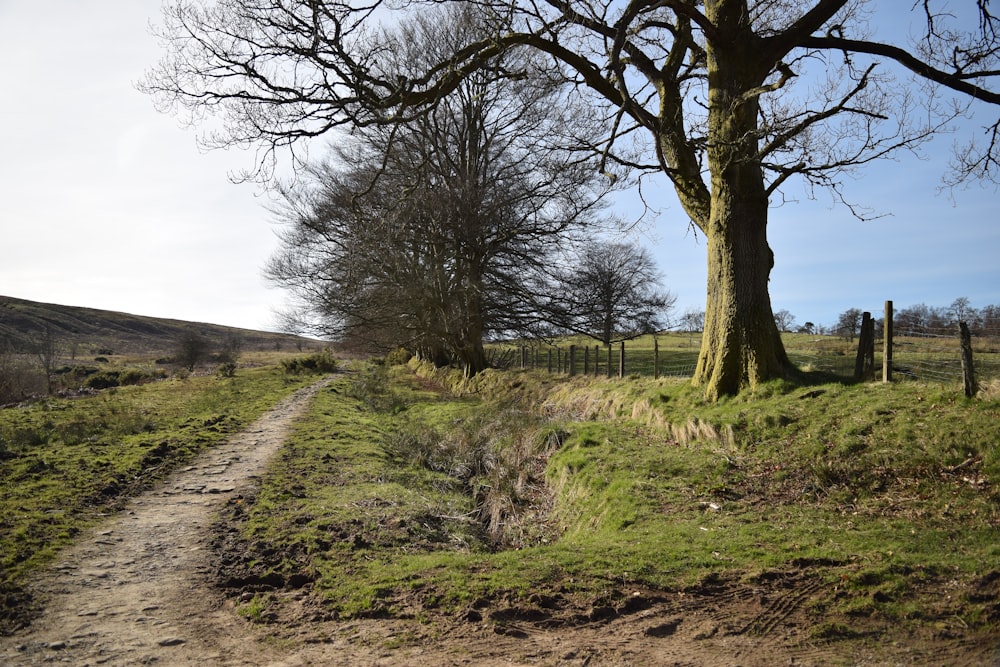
[653,336,660,379]
[547,348,553,373]
[960,322,978,397]
[619,342,626,379]
[569,345,577,377]
[854,312,875,380]
[584,346,590,375]
[883,300,893,383]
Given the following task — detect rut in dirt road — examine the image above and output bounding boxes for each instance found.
[0,377,333,667]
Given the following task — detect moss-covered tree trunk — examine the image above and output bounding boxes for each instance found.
[688,0,794,399]
[694,189,791,399]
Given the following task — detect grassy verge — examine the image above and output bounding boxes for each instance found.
[0,364,321,632]
[214,360,999,647]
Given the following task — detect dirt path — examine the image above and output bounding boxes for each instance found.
[2,375,996,666]
[0,378,334,667]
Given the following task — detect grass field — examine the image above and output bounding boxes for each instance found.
[210,358,999,651]
[3,349,998,657]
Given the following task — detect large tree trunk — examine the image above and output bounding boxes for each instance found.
[691,1,795,399]
[694,192,792,399]
[454,262,489,377]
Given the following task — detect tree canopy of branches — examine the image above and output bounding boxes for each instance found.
[553,241,674,346]
[264,6,611,375]
[144,0,1000,399]
[773,309,797,333]
[836,307,864,342]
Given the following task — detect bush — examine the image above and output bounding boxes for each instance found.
[84,371,120,390]
[217,361,238,378]
[118,368,158,386]
[385,347,413,366]
[280,350,338,374]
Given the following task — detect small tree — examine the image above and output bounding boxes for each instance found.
[947,297,976,327]
[836,308,864,342]
[31,326,60,395]
[679,308,706,347]
[175,332,209,372]
[552,241,675,346]
[980,304,1000,337]
[773,310,797,333]
[217,334,244,365]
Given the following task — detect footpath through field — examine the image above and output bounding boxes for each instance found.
[0,378,334,667]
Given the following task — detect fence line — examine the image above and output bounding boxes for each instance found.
[506,308,999,396]
[514,338,701,380]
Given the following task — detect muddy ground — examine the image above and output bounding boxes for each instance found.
[1,378,997,666]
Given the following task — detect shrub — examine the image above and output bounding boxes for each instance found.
[84,371,120,390]
[217,362,238,378]
[118,368,148,386]
[385,347,413,366]
[280,349,338,374]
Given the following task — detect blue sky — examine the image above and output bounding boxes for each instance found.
[1,1,996,332]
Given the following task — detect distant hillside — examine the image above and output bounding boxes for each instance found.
[0,295,320,357]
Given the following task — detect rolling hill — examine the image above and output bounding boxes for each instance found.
[0,295,318,357]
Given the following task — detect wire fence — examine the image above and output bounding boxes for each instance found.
[891,327,1000,387]
[511,337,701,379]
[506,322,1000,395]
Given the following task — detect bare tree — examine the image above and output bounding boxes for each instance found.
[773,309,797,333]
[31,326,60,395]
[980,304,1000,337]
[175,332,210,372]
[947,297,975,326]
[552,241,675,346]
[144,1,1000,398]
[836,308,864,342]
[680,308,706,334]
[265,6,611,376]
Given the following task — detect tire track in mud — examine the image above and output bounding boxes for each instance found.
[739,574,825,637]
[0,377,333,667]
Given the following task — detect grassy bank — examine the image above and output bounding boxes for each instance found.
[215,361,999,648]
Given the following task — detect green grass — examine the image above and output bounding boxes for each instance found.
[0,364,319,630]
[4,349,998,646]
[218,359,1000,638]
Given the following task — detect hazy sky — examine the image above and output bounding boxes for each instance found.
[1,1,997,333]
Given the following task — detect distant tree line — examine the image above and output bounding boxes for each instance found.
[766,298,1000,342]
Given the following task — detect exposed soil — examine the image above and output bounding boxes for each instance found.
[2,376,998,666]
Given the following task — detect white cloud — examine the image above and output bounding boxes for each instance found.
[0,0,286,330]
